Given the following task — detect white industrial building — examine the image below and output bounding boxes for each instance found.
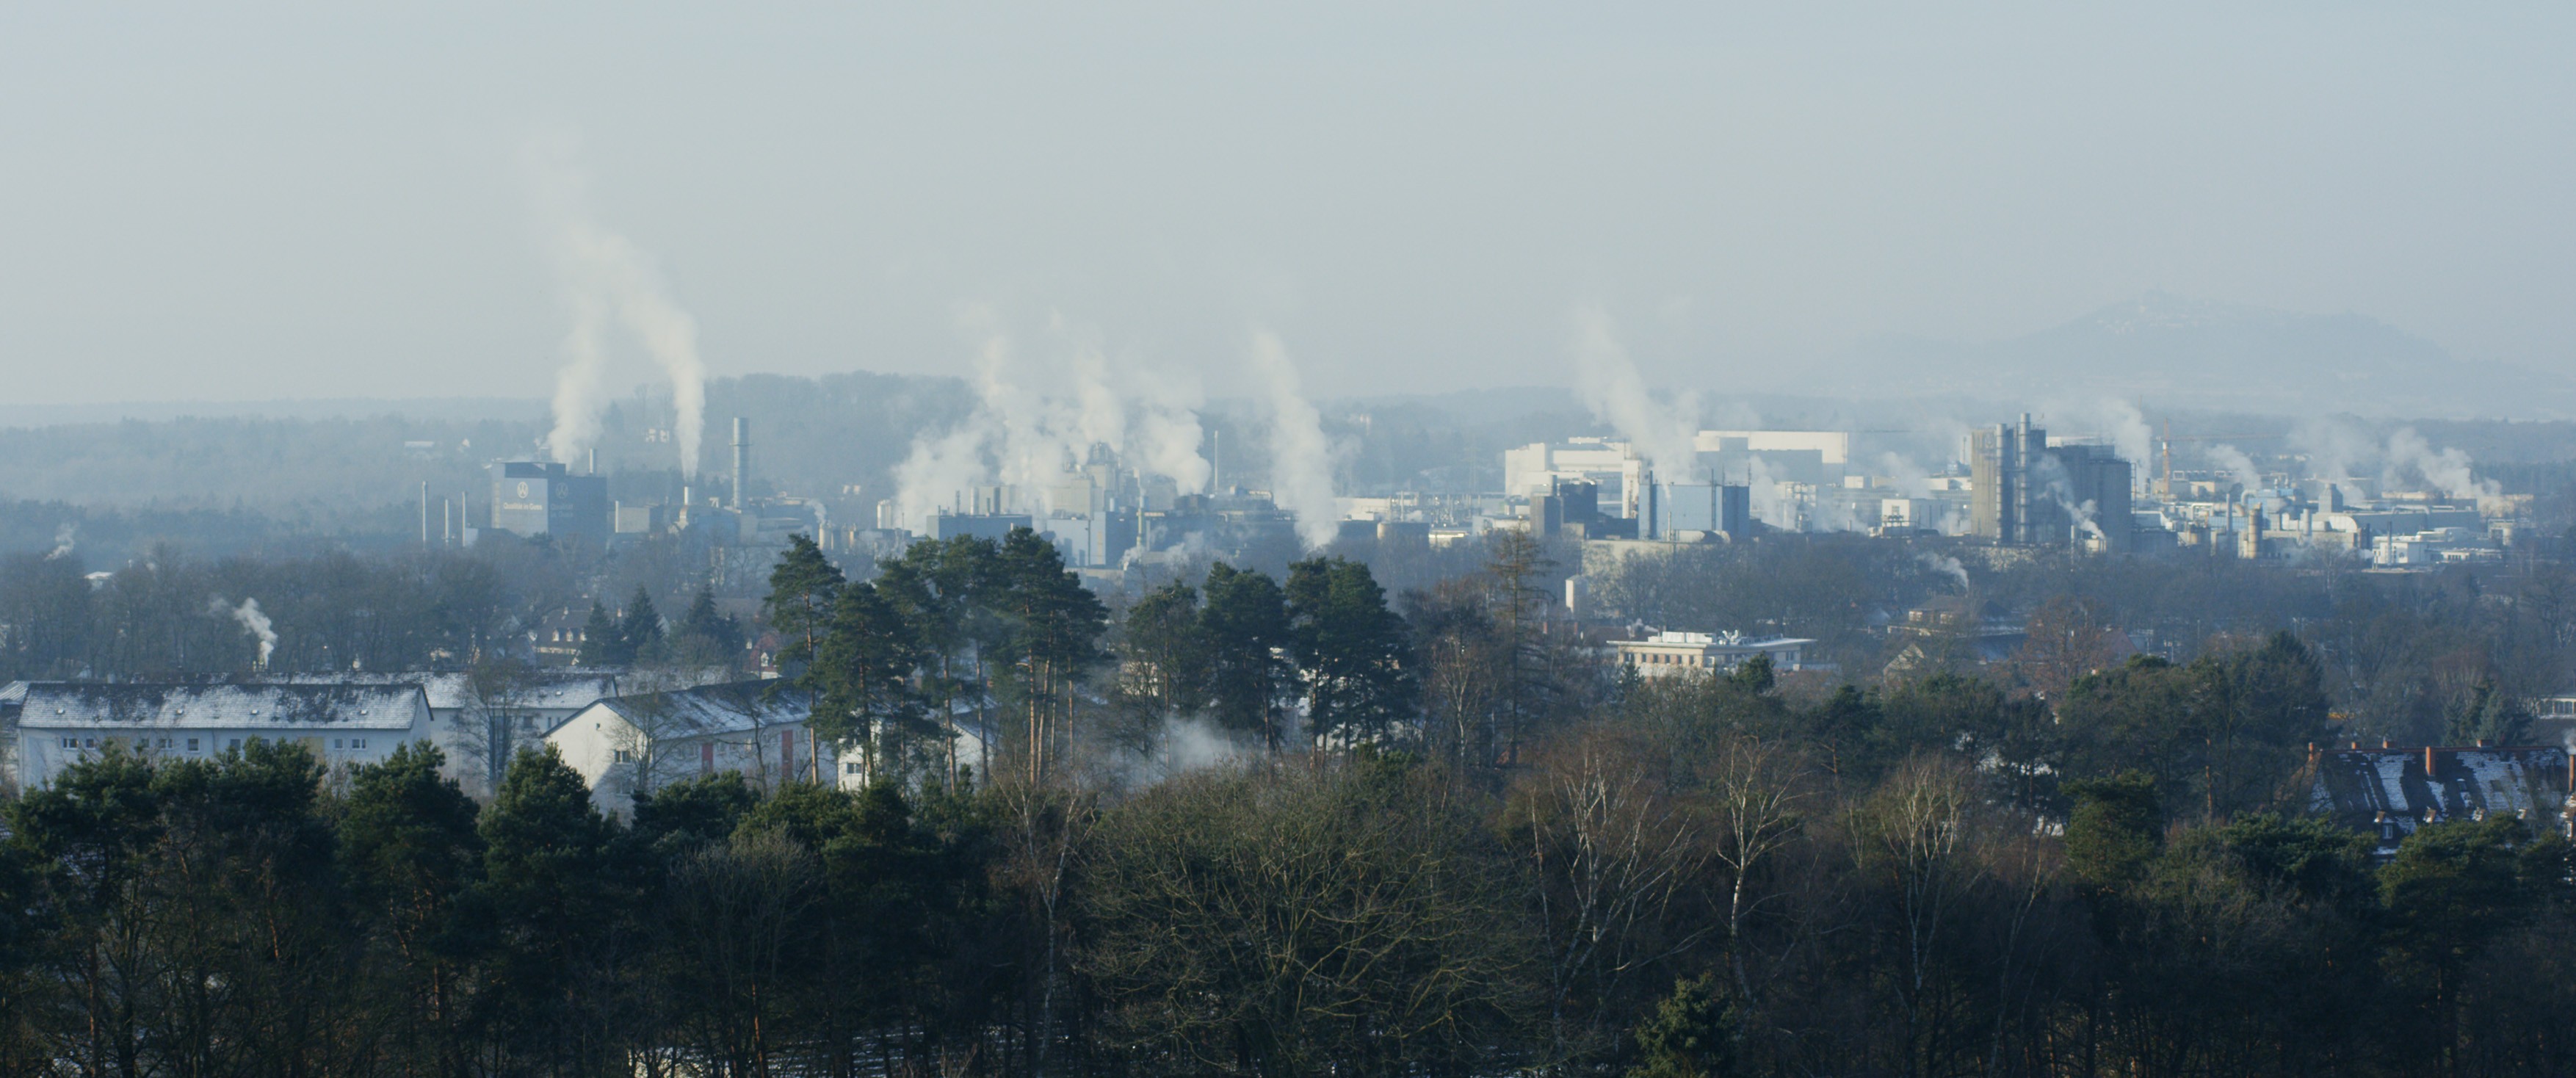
[12,682,432,790]
[1613,630,1815,679]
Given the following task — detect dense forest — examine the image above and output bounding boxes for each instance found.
[3,631,2570,1075]
[3,525,2575,1075]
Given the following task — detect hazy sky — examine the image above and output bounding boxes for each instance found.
[1,3,2569,405]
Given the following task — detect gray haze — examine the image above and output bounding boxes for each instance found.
[2,4,2571,410]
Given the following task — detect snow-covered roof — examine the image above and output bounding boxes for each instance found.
[1618,631,1815,651]
[570,680,812,739]
[2311,745,2573,856]
[18,683,428,731]
[280,670,623,712]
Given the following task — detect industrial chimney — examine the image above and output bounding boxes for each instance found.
[731,417,750,512]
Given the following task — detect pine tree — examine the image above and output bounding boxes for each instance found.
[1287,557,1416,746]
[764,534,845,678]
[341,744,482,1074]
[994,527,1109,784]
[576,601,621,666]
[1201,563,1291,749]
[876,535,1005,788]
[1119,582,1210,722]
[475,745,621,1073]
[673,586,744,668]
[807,580,927,783]
[620,585,665,665]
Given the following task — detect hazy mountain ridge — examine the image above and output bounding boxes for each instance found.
[1846,292,2576,419]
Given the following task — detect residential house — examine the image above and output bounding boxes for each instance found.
[2308,742,2574,859]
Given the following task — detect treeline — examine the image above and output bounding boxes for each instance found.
[0,544,585,680]
[0,531,766,682]
[759,528,1480,786]
[1593,532,2576,745]
[7,622,2572,1077]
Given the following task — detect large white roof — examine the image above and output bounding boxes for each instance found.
[569,680,813,739]
[281,670,623,712]
[19,683,427,731]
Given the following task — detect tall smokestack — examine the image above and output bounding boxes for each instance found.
[731,417,750,511]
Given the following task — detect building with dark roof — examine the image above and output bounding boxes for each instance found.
[2307,742,2574,858]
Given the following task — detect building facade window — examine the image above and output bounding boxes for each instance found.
[187,738,200,752]
[62,737,76,749]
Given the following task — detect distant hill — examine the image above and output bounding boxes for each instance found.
[1842,292,2576,419]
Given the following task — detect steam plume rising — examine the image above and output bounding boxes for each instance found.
[210,596,276,666]
[529,142,709,477]
[44,522,75,561]
[1248,330,1339,549]
[1918,552,1970,591]
[1571,305,1699,479]
[891,309,1210,530]
[2207,444,2263,492]
[2383,427,2495,499]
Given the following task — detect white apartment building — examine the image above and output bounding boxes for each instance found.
[14,682,432,789]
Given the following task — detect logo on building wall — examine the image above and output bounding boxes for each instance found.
[516,482,530,499]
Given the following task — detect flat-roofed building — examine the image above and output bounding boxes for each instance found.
[1612,630,1812,679]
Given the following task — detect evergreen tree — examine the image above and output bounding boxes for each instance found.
[672,585,745,668]
[875,536,1003,787]
[620,585,666,665]
[576,600,622,666]
[2065,770,2163,888]
[1202,563,1292,750]
[764,534,845,678]
[340,744,483,1075]
[1119,582,1211,722]
[994,527,1110,784]
[1629,974,1740,1078]
[807,580,928,783]
[2445,677,2533,745]
[474,745,622,1073]
[1287,557,1417,746]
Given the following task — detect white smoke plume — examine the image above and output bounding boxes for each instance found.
[2207,444,2264,493]
[1571,305,1701,480]
[528,140,709,477]
[891,309,1212,530]
[1918,552,1970,592]
[2045,397,2154,471]
[2383,427,2496,499]
[2290,416,2376,485]
[209,596,277,666]
[1249,330,1340,549]
[1876,452,1934,499]
[2031,455,2106,543]
[44,522,76,561]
